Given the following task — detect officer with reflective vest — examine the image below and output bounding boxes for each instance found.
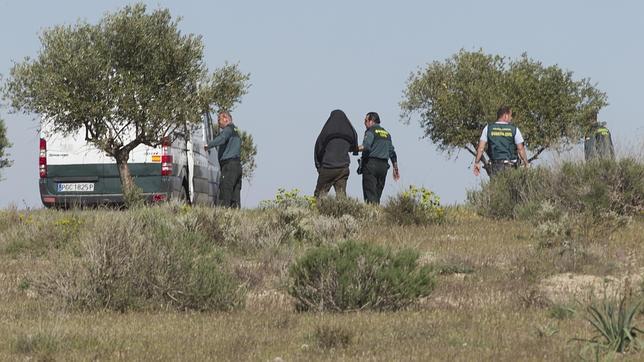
[473,106,529,177]
[584,113,615,161]
[206,111,242,208]
[358,112,400,204]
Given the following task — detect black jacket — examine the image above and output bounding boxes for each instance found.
[314,110,358,169]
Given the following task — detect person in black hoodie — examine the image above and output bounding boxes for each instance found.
[314,110,358,198]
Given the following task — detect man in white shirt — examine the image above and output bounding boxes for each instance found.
[472,106,529,177]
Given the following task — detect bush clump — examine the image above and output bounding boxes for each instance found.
[38,207,245,312]
[383,186,445,225]
[468,158,644,219]
[288,240,435,312]
[259,188,315,210]
[316,196,367,220]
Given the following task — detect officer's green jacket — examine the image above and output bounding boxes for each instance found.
[362,125,397,162]
[584,126,614,160]
[207,124,241,161]
[486,123,518,161]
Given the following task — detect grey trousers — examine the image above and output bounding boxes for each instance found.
[314,167,350,198]
[218,159,242,208]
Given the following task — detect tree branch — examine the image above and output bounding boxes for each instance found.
[105,119,124,147]
[466,143,488,166]
[116,120,133,142]
[528,147,546,163]
[464,144,477,157]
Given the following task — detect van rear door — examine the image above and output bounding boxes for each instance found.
[40,123,165,207]
[42,128,108,199]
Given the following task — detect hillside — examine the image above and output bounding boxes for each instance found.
[0,193,643,360]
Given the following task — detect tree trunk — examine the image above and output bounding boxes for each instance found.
[114,151,135,198]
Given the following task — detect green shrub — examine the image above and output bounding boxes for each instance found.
[37,207,244,312]
[468,159,644,220]
[259,188,316,210]
[123,184,145,209]
[218,209,290,251]
[175,205,224,243]
[216,207,358,252]
[528,201,629,273]
[288,240,435,312]
[297,214,359,245]
[316,196,367,220]
[383,186,445,225]
[467,167,550,219]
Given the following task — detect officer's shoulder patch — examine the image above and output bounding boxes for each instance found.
[374,129,389,138]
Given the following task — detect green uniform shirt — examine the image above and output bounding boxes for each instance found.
[363,125,397,163]
[207,124,241,161]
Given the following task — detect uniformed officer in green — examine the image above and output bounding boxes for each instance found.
[584,113,615,161]
[358,112,400,204]
[206,111,242,208]
[473,106,529,177]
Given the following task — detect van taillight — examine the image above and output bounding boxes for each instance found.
[161,137,172,176]
[39,138,47,178]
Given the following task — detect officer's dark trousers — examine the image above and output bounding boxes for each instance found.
[489,161,517,177]
[218,158,242,208]
[362,158,389,204]
[314,167,350,198]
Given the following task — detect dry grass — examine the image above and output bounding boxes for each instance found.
[0,205,643,360]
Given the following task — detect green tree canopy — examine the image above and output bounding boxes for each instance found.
[3,4,250,196]
[400,50,608,164]
[0,117,12,176]
[239,130,257,182]
[203,62,251,113]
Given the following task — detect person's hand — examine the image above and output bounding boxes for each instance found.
[393,168,400,181]
[473,163,481,176]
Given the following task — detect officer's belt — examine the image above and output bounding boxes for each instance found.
[490,159,517,164]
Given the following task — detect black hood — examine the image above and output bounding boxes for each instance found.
[314,110,358,168]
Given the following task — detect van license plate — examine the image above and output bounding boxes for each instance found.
[57,183,95,192]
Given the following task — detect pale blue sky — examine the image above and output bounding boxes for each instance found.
[1,0,643,208]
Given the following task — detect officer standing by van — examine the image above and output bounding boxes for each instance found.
[473,106,529,177]
[358,112,400,204]
[206,111,242,208]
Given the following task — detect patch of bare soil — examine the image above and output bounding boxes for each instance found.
[537,268,644,304]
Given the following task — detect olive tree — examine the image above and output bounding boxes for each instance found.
[0,117,11,176]
[4,4,249,197]
[239,130,257,182]
[400,50,608,174]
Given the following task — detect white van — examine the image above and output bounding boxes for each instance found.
[39,114,221,208]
